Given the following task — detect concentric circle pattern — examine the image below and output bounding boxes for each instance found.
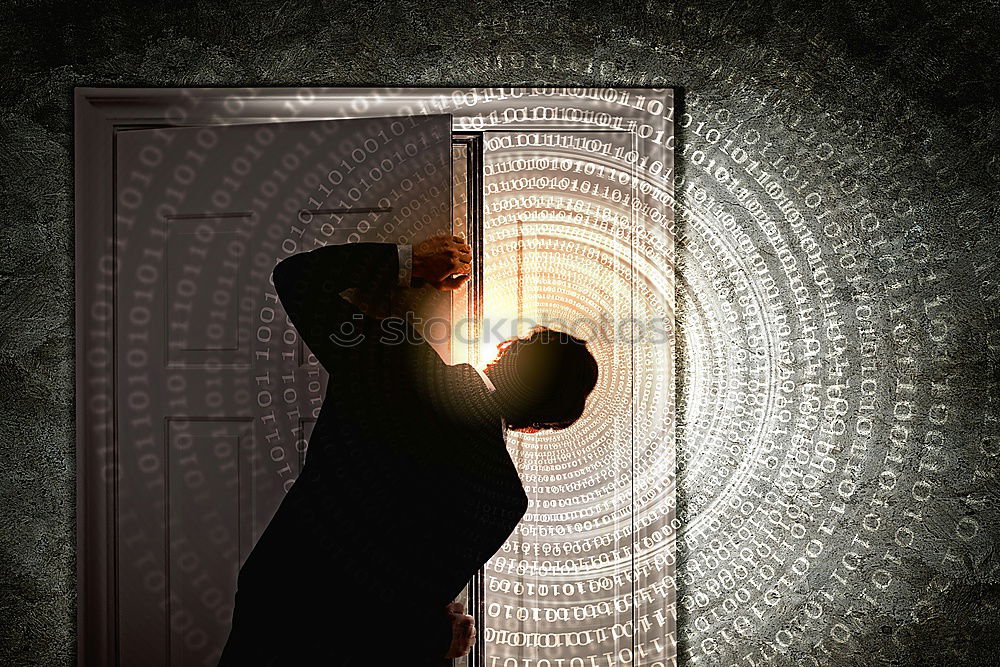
[478,125,675,663]
[663,50,999,665]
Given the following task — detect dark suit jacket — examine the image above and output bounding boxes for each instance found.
[217,243,528,666]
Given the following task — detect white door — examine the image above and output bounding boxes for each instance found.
[113,114,456,666]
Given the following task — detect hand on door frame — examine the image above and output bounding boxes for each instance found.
[412,234,472,291]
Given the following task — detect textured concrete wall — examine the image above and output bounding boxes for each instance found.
[1,1,997,665]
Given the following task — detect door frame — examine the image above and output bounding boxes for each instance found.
[75,86,673,666]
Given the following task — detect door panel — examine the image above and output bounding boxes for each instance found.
[163,214,253,367]
[165,418,252,665]
[114,114,454,666]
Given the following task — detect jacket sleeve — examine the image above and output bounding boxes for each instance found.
[399,603,454,664]
[272,242,413,373]
[432,610,454,663]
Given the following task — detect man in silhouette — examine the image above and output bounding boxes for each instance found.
[218,234,599,665]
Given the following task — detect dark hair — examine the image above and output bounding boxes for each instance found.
[488,326,599,431]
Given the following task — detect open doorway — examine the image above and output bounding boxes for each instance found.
[75,87,675,666]
[471,126,675,664]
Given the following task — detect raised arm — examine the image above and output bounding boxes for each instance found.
[272,242,404,372]
[272,237,472,373]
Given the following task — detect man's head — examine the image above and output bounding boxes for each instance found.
[484,326,599,432]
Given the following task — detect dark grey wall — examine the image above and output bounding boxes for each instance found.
[1,1,997,665]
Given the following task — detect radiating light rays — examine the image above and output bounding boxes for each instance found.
[480,130,673,661]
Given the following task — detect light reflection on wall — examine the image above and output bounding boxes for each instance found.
[480,130,675,663]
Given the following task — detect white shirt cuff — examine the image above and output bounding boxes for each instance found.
[397,244,412,287]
